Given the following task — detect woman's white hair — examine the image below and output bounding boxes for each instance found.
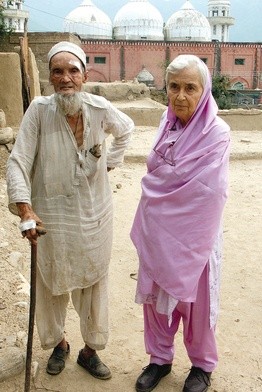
[165,55,208,88]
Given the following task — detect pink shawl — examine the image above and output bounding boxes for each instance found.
[130,69,230,302]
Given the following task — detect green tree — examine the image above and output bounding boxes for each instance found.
[212,74,232,109]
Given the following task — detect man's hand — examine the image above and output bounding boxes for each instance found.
[89,144,102,158]
[16,203,45,245]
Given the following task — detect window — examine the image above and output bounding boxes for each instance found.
[232,82,244,90]
[94,57,106,64]
[86,56,89,64]
[200,58,208,64]
[235,58,245,65]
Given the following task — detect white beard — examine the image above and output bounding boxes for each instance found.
[54,92,82,116]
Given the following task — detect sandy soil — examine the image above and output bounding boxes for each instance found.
[0,128,262,392]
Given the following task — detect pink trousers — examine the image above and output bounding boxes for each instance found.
[143,265,218,373]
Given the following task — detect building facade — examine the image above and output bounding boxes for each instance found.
[82,39,262,92]
[63,0,262,95]
[3,0,261,104]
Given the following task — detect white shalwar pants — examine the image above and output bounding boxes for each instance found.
[35,271,109,351]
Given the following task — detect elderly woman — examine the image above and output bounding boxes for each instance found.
[131,55,230,392]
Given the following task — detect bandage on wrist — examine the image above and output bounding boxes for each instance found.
[19,219,36,232]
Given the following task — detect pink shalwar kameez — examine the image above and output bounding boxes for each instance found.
[130,70,230,372]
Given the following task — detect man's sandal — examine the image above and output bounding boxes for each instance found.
[46,343,70,375]
[77,349,111,379]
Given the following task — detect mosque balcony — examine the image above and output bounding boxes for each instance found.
[3,9,29,19]
[207,16,235,26]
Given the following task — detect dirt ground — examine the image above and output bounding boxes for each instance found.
[0,128,262,392]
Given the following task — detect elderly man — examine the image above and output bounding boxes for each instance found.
[6,41,134,379]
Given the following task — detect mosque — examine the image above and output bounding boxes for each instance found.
[64,0,234,43]
[3,0,262,104]
[63,0,262,101]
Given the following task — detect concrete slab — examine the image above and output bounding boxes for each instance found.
[122,127,262,164]
[113,99,166,127]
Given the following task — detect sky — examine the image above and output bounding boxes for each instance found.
[22,0,262,43]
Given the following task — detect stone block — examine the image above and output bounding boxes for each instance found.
[0,127,14,145]
[0,109,6,128]
[0,346,25,382]
[0,53,23,127]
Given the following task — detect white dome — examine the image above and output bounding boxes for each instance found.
[63,0,112,39]
[113,0,164,41]
[165,1,211,42]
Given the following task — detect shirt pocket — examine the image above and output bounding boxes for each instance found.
[82,151,101,178]
[44,162,76,198]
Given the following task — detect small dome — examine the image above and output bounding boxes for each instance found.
[137,66,155,86]
[113,0,164,41]
[165,1,211,42]
[63,0,112,39]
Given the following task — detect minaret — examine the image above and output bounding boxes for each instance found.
[207,0,235,42]
[2,0,29,33]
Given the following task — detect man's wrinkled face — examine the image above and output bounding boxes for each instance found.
[49,52,88,95]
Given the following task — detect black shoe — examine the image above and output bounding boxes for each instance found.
[135,363,172,392]
[46,343,70,375]
[183,366,211,392]
[77,350,112,380]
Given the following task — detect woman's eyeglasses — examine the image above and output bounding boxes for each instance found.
[153,123,181,166]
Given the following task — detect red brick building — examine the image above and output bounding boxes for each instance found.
[82,39,262,92]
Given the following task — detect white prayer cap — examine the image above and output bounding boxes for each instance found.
[47,41,87,70]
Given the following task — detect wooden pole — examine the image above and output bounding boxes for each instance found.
[19,18,31,112]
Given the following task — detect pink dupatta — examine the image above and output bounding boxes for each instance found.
[130,68,230,303]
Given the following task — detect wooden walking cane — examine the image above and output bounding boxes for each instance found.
[24,226,46,392]
[19,16,45,392]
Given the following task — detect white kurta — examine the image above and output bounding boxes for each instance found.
[7,93,134,295]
